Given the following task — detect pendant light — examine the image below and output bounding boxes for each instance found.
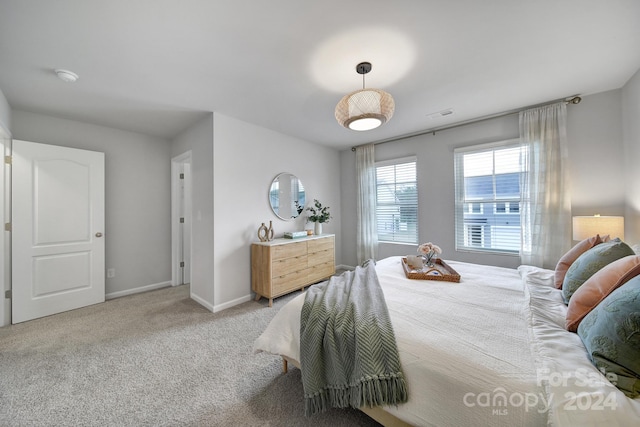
[335,62,395,131]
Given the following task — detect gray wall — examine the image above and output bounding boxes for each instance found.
[340,88,631,269]
[11,110,172,296]
[171,114,215,309]
[567,90,625,215]
[623,68,640,243]
[0,87,9,133]
[212,113,342,310]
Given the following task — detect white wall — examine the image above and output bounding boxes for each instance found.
[340,89,629,269]
[622,68,640,244]
[212,113,342,310]
[11,111,172,297]
[171,114,215,310]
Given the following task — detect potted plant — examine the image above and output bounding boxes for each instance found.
[306,199,331,235]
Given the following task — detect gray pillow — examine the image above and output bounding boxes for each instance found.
[577,275,640,398]
[562,239,634,303]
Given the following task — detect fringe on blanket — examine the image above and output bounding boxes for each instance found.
[304,372,408,416]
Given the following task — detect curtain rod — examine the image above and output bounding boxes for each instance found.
[350,95,582,151]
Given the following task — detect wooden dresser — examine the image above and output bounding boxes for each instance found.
[251,234,335,307]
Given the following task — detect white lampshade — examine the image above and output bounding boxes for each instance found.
[572,215,624,241]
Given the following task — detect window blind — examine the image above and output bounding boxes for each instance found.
[376,159,418,244]
[454,141,525,253]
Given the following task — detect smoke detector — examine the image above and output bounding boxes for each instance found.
[55,69,79,83]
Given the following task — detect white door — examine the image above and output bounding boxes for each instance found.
[12,140,105,323]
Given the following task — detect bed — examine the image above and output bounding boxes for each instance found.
[253,256,640,426]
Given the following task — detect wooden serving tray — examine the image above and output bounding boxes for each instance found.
[401,257,460,282]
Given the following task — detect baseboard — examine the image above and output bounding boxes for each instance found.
[190,292,214,312]
[213,294,252,313]
[105,281,172,300]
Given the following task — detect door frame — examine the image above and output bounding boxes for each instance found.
[171,151,192,287]
[0,124,10,327]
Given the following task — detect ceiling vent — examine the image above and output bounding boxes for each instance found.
[426,109,454,119]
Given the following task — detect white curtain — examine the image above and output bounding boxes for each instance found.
[356,143,378,264]
[519,102,572,269]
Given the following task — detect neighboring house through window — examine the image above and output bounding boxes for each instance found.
[376,157,418,244]
[454,140,526,253]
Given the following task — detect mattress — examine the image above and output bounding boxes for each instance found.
[254,256,640,426]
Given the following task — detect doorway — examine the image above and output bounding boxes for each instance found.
[171,151,192,287]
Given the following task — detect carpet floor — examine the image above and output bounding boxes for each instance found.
[0,285,380,426]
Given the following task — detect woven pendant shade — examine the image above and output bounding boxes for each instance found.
[335,62,395,131]
[335,88,395,131]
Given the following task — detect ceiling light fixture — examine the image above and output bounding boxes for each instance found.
[335,62,395,131]
[55,69,79,83]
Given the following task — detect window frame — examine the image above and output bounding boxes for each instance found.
[375,156,418,244]
[454,139,524,255]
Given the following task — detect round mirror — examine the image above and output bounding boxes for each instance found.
[269,173,306,220]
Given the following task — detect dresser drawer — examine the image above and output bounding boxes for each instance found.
[272,255,307,277]
[273,241,307,260]
[308,237,334,254]
[307,248,334,267]
[273,269,308,295]
[308,261,335,283]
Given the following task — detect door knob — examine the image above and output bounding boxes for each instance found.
[95,232,103,237]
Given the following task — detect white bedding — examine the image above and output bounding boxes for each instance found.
[253,257,640,426]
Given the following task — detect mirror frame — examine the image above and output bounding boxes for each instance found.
[269,172,306,221]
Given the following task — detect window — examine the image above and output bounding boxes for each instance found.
[454,140,526,253]
[376,158,418,244]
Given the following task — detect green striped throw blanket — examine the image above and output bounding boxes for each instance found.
[300,259,408,416]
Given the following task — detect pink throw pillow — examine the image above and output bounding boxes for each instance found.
[566,255,640,332]
[554,235,604,289]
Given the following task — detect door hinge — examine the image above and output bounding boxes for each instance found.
[5,290,11,299]
[4,155,11,164]
[180,217,185,223]
[4,223,10,232]
[179,261,185,268]
[179,173,184,179]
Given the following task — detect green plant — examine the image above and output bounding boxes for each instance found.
[306,199,331,223]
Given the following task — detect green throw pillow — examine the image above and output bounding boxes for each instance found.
[577,275,640,398]
[562,239,634,303]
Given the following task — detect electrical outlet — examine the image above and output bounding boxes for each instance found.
[107,268,116,278]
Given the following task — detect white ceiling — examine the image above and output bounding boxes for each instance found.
[1,0,639,150]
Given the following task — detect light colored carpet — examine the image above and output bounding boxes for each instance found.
[0,285,380,426]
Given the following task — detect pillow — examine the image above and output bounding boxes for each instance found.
[566,255,640,332]
[562,239,634,304]
[554,235,605,289]
[577,275,640,398]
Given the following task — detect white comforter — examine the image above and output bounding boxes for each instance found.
[254,257,640,426]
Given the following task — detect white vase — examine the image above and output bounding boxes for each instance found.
[314,222,322,235]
